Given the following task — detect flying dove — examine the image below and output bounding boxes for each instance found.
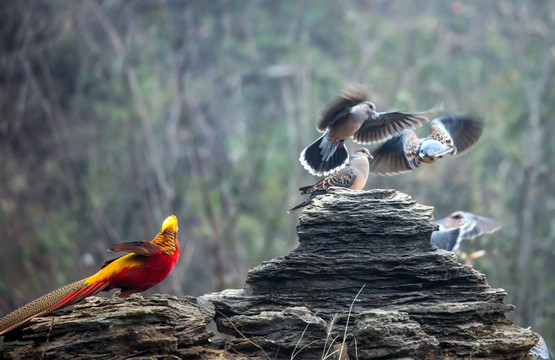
[289,148,372,212]
[370,115,484,175]
[431,211,501,251]
[530,334,553,360]
[299,86,440,176]
[430,228,461,251]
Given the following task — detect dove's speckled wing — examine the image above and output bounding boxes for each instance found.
[530,335,553,360]
[429,116,484,155]
[370,130,421,175]
[300,167,357,195]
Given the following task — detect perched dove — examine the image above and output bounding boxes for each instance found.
[530,334,553,360]
[370,116,484,175]
[299,86,440,176]
[431,211,501,251]
[289,148,372,212]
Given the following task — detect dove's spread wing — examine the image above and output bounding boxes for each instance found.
[370,130,421,175]
[353,101,441,144]
[437,211,501,241]
[436,212,465,231]
[353,105,437,144]
[430,116,484,155]
[530,335,552,360]
[317,86,369,132]
[459,212,501,240]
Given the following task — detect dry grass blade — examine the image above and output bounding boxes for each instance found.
[321,313,339,359]
[322,335,341,360]
[338,284,366,360]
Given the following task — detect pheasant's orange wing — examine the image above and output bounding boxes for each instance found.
[109,241,162,256]
[100,241,160,270]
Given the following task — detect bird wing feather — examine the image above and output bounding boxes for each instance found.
[86,253,143,285]
[459,212,501,240]
[529,335,552,360]
[300,166,356,195]
[430,228,461,251]
[436,211,464,230]
[109,241,162,256]
[320,166,357,189]
[370,130,421,175]
[430,116,484,155]
[317,86,369,132]
[437,211,501,241]
[353,107,435,144]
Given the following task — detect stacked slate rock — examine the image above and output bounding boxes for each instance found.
[203,188,537,359]
[0,189,539,359]
[0,294,216,359]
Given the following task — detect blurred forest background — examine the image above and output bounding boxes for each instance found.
[1,0,554,347]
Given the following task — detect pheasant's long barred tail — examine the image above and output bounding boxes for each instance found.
[0,279,108,336]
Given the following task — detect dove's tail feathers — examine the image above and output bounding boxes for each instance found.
[0,279,109,336]
[299,135,349,176]
[287,194,318,213]
[298,184,313,193]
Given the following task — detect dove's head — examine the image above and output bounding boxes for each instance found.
[352,147,373,159]
[419,139,454,163]
[364,101,376,112]
[351,101,376,121]
[363,101,377,118]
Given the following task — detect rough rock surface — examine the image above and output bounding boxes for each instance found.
[0,294,217,360]
[0,189,539,359]
[203,189,538,359]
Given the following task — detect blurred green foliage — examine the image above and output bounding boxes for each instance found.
[0,0,554,348]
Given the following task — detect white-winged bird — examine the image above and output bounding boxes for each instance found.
[290,148,373,212]
[299,86,440,176]
[530,334,553,360]
[431,211,501,251]
[430,228,461,252]
[370,116,484,175]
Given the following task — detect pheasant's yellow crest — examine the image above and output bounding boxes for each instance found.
[161,215,178,232]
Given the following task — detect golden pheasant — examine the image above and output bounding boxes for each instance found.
[0,215,180,336]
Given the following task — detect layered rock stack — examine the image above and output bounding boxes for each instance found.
[0,189,538,359]
[204,189,536,359]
